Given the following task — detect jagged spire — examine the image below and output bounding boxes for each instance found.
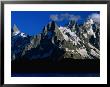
[12,24,20,35]
[67,20,76,30]
[13,24,20,32]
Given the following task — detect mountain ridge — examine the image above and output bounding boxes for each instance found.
[11,19,100,61]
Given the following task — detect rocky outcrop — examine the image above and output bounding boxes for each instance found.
[11,19,100,61]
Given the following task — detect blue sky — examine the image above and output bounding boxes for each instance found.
[11,11,100,35]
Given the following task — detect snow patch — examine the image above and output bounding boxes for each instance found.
[59,26,80,45]
[87,26,94,36]
[20,33,27,37]
[65,48,74,53]
[77,48,88,57]
[13,31,20,36]
[59,27,69,41]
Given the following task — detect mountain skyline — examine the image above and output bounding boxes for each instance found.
[11,12,100,77]
[11,17,100,61]
[11,11,100,35]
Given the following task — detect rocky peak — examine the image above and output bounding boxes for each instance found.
[12,24,20,36]
[67,20,76,29]
[11,20,100,61]
[47,21,56,31]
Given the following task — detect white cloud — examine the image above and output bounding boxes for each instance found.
[69,14,80,21]
[89,13,100,23]
[50,13,80,22]
[50,14,59,21]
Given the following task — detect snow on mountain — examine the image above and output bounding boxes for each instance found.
[11,24,30,60]
[11,19,100,61]
[20,33,27,37]
[59,26,69,41]
[12,24,27,38]
[12,24,20,36]
[76,48,89,58]
[59,26,80,45]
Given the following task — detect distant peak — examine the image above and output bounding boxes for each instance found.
[13,24,20,33]
[86,18,94,24]
[12,24,20,35]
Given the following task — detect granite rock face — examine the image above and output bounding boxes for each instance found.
[11,19,100,61]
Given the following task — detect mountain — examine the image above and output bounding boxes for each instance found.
[11,19,100,61]
[11,24,30,60]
